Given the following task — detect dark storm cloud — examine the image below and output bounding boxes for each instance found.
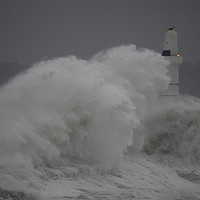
[0,0,200,64]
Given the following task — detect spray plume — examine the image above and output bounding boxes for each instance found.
[0,44,179,191]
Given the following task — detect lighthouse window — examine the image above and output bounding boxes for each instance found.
[162,50,170,56]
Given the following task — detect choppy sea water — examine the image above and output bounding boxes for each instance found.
[0,45,200,199]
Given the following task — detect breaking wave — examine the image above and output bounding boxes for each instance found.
[0,45,169,192]
[0,44,200,198]
[143,96,200,163]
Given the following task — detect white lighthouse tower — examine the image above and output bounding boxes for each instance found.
[161,28,183,96]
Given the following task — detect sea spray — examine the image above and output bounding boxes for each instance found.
[143,96,200,163]
[0,45,170,192]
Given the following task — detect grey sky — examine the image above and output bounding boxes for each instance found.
[0,0,199,65]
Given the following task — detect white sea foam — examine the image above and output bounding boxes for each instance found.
[1,44,200,199]
[143,96,200,163]
[0,45,170,191]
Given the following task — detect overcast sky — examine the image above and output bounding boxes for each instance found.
[0,0,199,65]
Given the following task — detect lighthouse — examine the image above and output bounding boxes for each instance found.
[161,28,183,96]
